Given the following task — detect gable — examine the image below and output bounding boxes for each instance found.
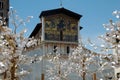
[39,8,82,20]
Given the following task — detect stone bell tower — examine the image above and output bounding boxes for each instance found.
[0,0,9,26]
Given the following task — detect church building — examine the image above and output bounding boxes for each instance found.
[29,7,82,55]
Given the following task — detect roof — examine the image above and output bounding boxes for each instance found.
[39,7,82,20]
[29,23,42,38]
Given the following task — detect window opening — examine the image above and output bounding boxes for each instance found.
[67,46,70,54]
[53,45,57,53]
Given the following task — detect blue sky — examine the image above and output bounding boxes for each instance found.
[10,0,120,48]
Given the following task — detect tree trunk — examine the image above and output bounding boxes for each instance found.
[3,71,7,80]
[41,73,44,80]
[82,57,86,80]
[93,73,97,80]
[83,71,86,80]
[10,58,17,80]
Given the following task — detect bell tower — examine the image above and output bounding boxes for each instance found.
[0,0,9,26]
